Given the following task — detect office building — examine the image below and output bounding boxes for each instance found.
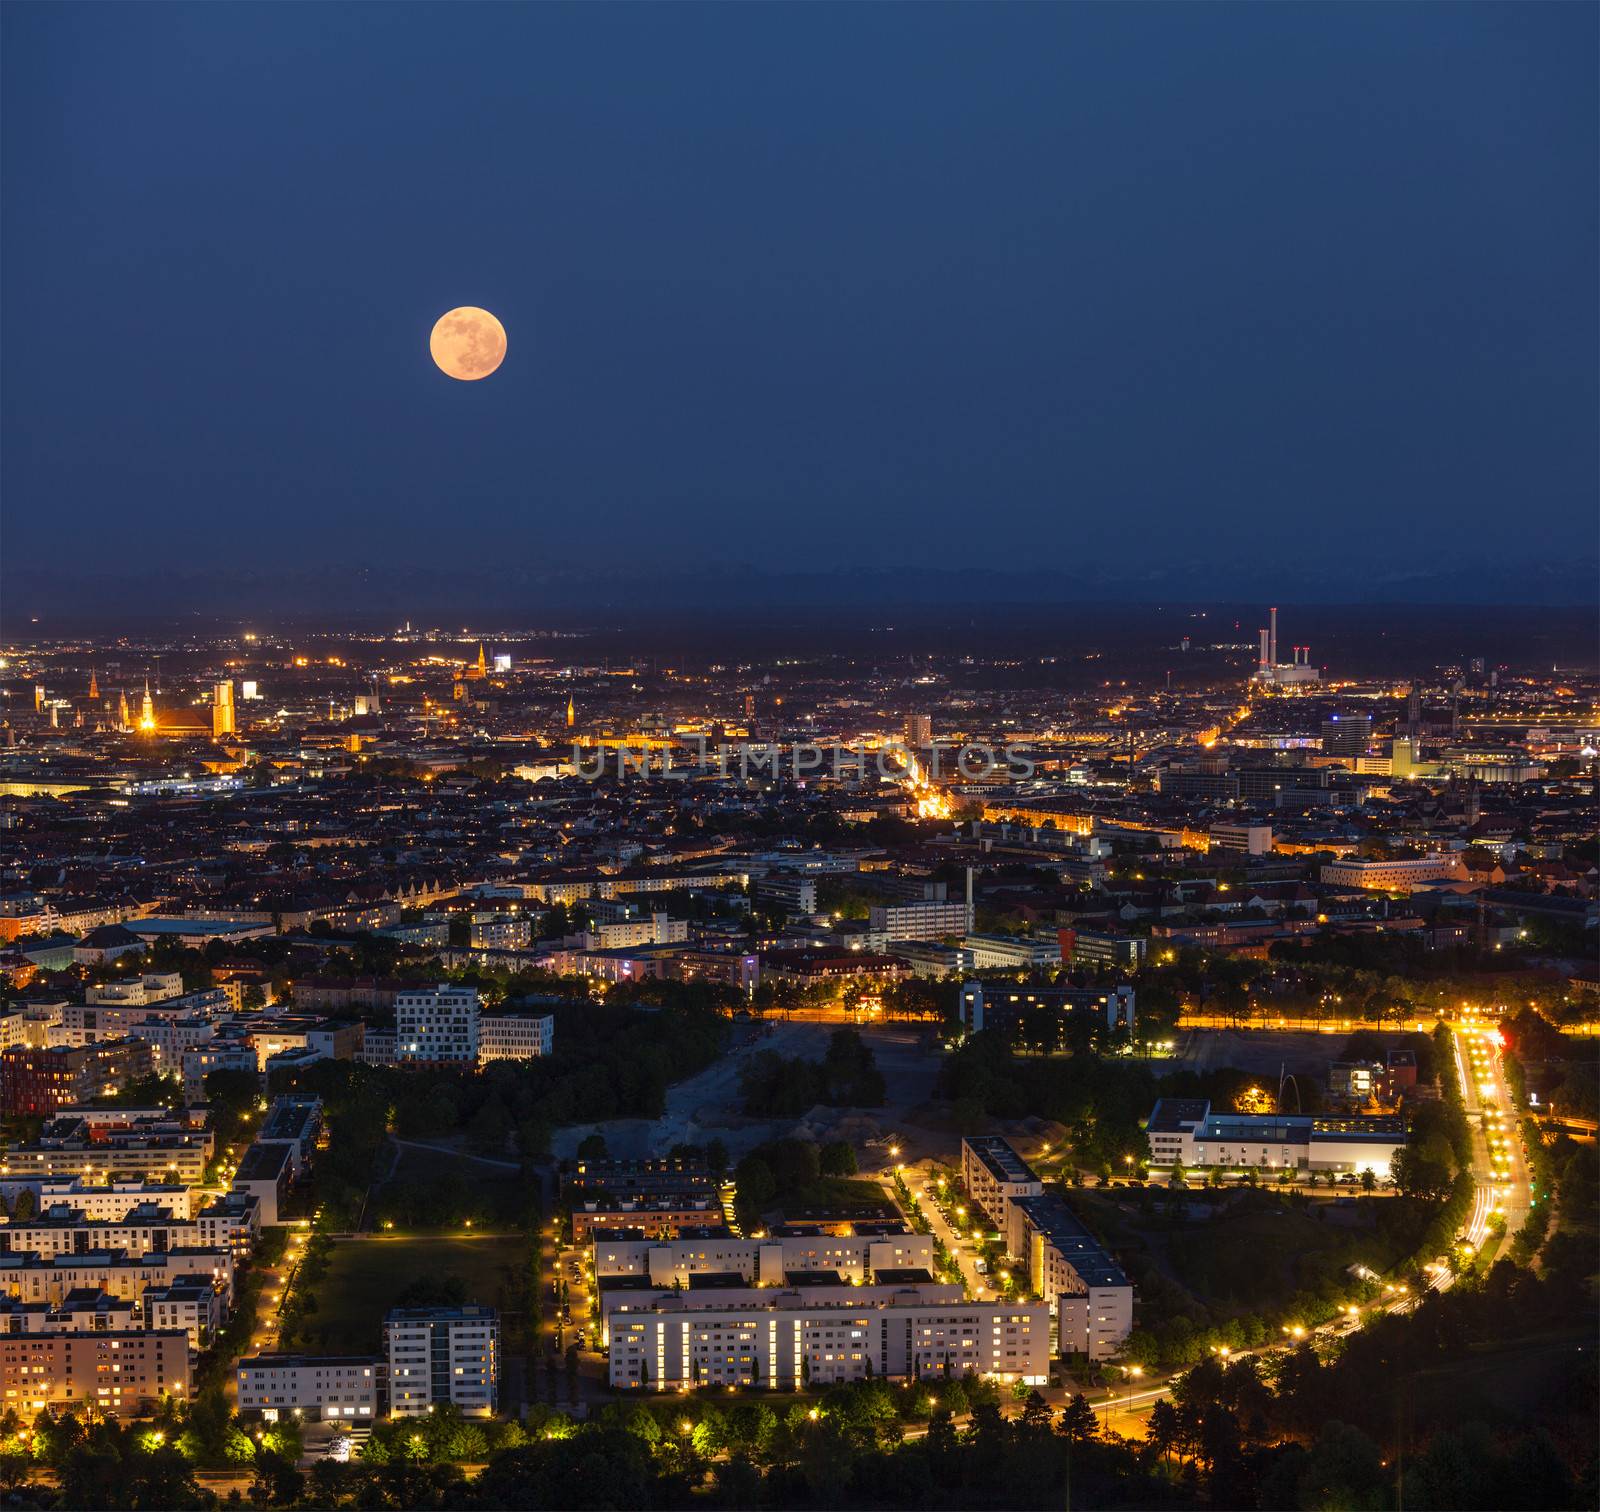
[384,1306,498,1417]
[1320,715,1373,758]
[960,933,1060,971]
[1058,929,1147,970]
[1145,1099,1406,1177]
[477,1010,555,1064]
[1319,854,1465,893]
[869,899,972,943]
[1208,822,1273,857]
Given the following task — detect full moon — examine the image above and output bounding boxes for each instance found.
[429,306,507,381]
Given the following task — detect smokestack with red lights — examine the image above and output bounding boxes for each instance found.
[1258,629,1270,671]
[1269,606,1278,669]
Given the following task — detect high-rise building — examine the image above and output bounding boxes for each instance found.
[1321,714,1372,757]
[903,713,932,748]
[212,681,236,739]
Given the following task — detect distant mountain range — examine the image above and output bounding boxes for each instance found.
[2,556,1593,630]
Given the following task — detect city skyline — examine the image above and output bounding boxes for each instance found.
[0,2,1593,1505]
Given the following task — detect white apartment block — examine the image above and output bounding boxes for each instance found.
[593,1230,935,1288]
[237,1354,381,1421]
[0,1196,259,1260]
[961,1136,1043,1228]
[1015,1195,1134,1361]
[959,1139,1134,1363]
[122,1017,216,1073]
[0,1249,235,1308]
[477,1012,555,1065]
[0,1202,213,1260]
[86,974,185,1008]
[396,985,480,1064]
[140,1279,226,1350]
[606,1285,1050,1391]
[384,1306,498,1417]
[585,914,689,951]
[0,1181,194,1223]
[182,1043,259,1102]
[868,900,972,943]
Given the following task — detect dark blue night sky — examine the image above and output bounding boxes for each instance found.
[3,3,1595,612]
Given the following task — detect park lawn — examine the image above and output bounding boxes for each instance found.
[1160,1196,1431,1308]
[297,1235,528,1354]
[373,1143,535,1232]
[787,1177,897,1212]
[1070,1187,1435,1313]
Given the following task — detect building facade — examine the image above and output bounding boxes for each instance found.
[0,1329,190,1416]
[237,1354,381,1421]
[606,1285,1050,1391]
[395,985,480,1064]
[384,1306,498,1417]
[477,1012,555,1064]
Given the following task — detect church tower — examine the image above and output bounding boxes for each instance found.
[139,679,156,732]
[88,668,99,702]
[566,695,575,729]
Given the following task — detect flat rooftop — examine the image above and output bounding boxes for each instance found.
[1015,1193,1129,1290]
[963,1134,1039,1187]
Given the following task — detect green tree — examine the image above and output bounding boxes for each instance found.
[819,1140,858,1176]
